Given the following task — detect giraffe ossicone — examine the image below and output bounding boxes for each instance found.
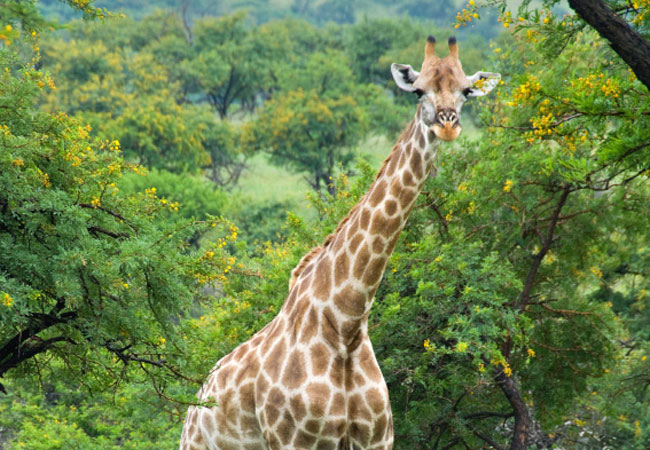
[180,35,500,450]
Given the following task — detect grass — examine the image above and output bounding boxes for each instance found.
[235,153,312,214]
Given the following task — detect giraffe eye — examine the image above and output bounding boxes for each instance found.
[462,87,473,98]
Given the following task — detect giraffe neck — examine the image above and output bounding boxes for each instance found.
[287,105,439,347]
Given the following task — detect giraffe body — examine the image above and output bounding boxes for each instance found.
[180,35,500,450]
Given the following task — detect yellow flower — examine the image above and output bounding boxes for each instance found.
[503,179,514,192]
[456,342,468,353]
[2,293,13,307]
[527,348,536,358]
[503,365,512,377]
[122,283,129,289]
[590,266,603,278]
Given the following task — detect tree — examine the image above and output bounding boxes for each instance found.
[242,87,366,194]
[0,43,230,394]
[39,17,251,184]
[473,0,650,89]
[352,7,648,447]
[191,12,269,119]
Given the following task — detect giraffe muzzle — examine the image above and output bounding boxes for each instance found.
[431,109,461,141]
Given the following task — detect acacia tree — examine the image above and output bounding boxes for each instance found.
[0,4,234,396]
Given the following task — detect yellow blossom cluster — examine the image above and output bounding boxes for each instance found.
[632,0,650,25]
[503,179,514,192]
[423,339,435,352]
[37,169,51,188]
[571,73,621,99]
[233,300,251,314]
[491,357,513,377]
[506,76,541,107]
[455,0,480,28]
[0,24,17,46]
[590,266,603,279]
[530,112,555,137]
[498,11,513,28]
[2,293,12,307]
[129,164,148,176]
[525,28,541,43]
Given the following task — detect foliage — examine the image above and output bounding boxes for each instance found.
[38,16,247,186]
[0,45,234,400]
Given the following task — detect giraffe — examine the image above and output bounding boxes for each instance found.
[180,35,500,450]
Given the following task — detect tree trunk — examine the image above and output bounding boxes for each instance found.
[494,369,532,450]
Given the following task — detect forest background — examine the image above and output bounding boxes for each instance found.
[0,0,649,448]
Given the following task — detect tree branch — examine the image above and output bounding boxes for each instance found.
[518,186,571,308]
[88,225,130,240]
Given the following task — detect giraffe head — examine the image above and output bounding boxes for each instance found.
[391,35,500,141]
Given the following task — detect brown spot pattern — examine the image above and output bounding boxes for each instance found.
[368,180,387,208]
[334,251,350,286]
[264,339,286,381]
[385,199,398,217]
[306,382,331,417]
[409,152,423,179]
[312,256,332,301]
[290,394,307,422]
[299,307,318,343]
[310,342,331,376]
[282,350,307,389]
[363,256,386,287]
[321,307,339,346]
[353,244,371,280]
[334,286,367,317]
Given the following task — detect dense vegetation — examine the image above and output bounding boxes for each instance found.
[1,0,649,448]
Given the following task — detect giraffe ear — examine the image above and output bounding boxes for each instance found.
[465,71,501,97]
[391,63,420,92]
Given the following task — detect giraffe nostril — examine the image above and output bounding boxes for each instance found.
[436,109,458,125]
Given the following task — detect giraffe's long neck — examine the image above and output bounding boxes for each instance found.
[289,105,439,347]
